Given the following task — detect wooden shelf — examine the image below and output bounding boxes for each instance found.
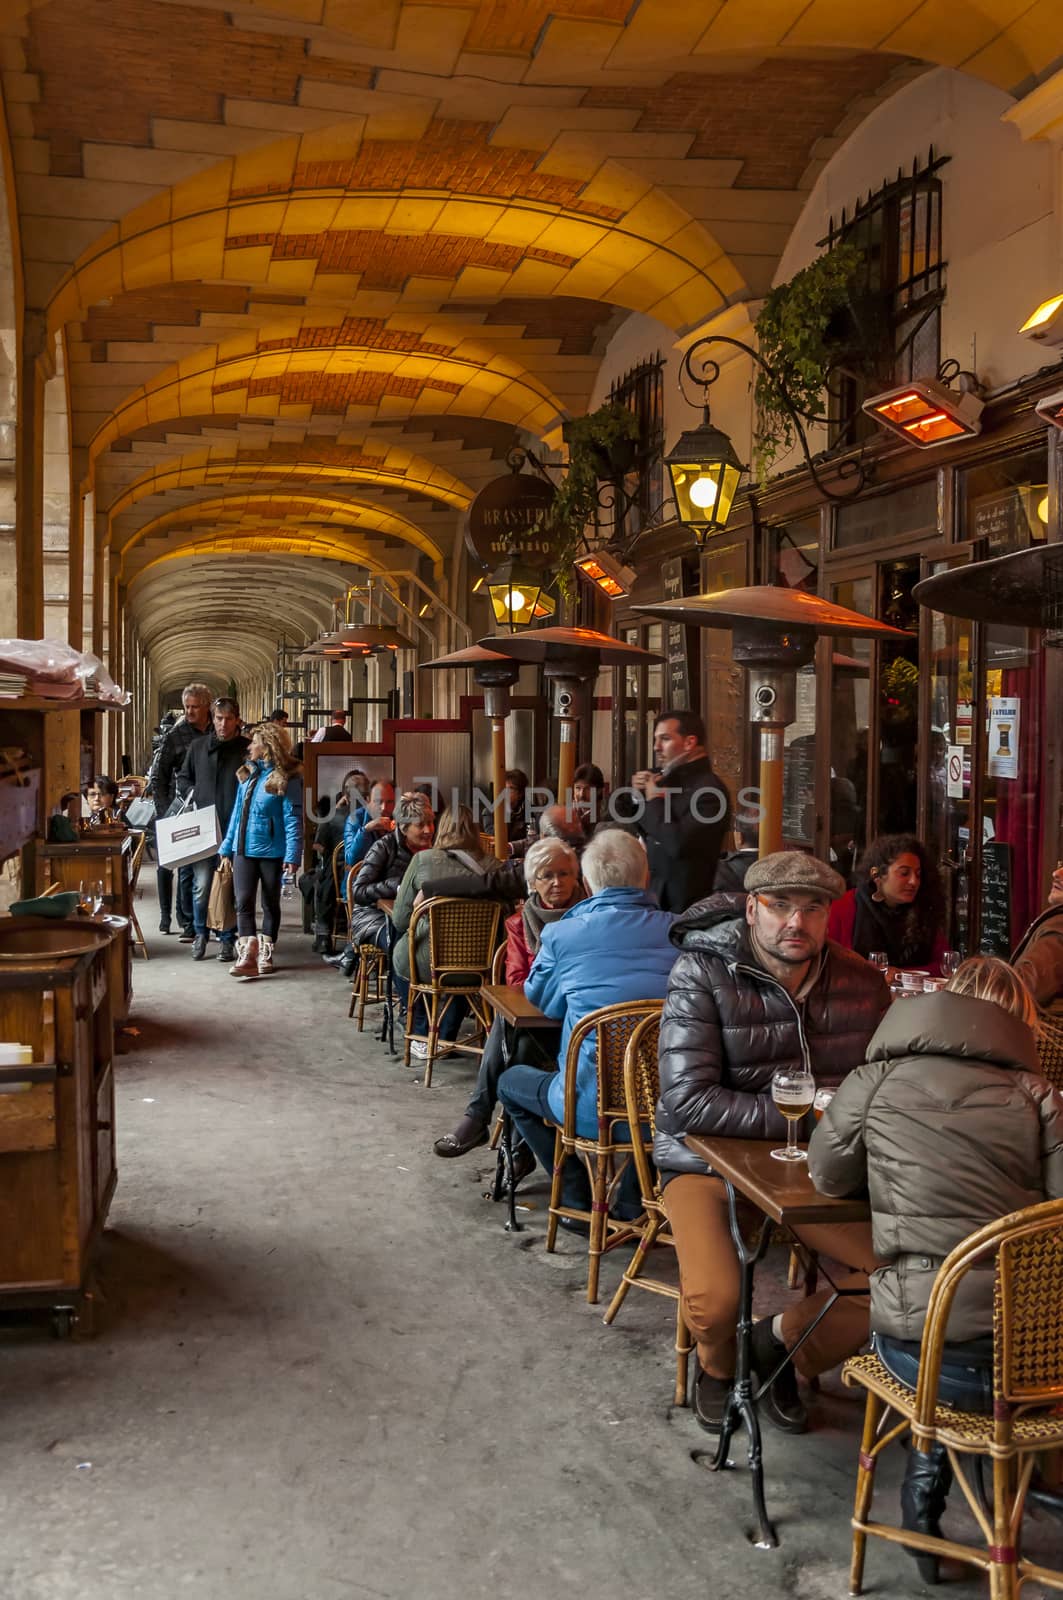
[0,696,123,714]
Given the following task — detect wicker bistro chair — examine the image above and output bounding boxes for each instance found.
[546,999,661,1305]
[602,1007,692,1404]
[402,896,503,1088]
[330,842,350,949]
[842,1196,1063,1599]
[345,864,388,1032]
[1037,1013,1063,1092]
[128,829,149,959]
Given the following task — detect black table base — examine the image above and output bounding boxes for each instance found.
[693,1176,864,1549]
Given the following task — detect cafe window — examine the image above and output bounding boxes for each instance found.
[608,356,665,549]
[825,152,947,449]
[961,443,1049,554]
[834,476,938,551]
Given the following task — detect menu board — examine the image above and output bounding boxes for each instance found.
[970,488,1040,555]
[979,840,1013,958]
[661,558,691,710]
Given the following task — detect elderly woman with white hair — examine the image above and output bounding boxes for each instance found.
[497,827,677,1221]
[433,835,583,1159]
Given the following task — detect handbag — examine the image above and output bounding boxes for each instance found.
[124,796,155,829]
[155,795,221,867]
[207,858,235,932]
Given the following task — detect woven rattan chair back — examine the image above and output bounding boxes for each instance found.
[490,938,508,984]
[994,1203,1063,1404]
[1036,1012,1063,1091]
[908,1196,1063,1435]
[424,896,502,976]
[331,840,345,899]
[556,999,662,1130]
[623,1010,662,1210]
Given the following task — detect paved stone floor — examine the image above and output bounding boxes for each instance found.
[0,890,1055,1598]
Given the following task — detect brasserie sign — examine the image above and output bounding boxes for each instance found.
[465,469,557,571]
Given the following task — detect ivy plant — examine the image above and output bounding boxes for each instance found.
[534,401,640,602]
[752,240,867,483]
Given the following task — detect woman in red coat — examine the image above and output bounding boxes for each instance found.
[433,837,583,1157]
[828,833,948,975]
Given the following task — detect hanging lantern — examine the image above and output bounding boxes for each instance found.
[486,549,544,631]
[665,410,745,544]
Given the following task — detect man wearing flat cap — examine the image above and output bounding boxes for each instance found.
[655,851,889,1435]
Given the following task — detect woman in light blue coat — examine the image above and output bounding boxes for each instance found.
[219,722,303,977]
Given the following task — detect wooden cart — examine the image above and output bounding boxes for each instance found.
[0,918,118,1335]
[36,836,134,1022]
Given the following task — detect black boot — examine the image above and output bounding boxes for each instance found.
[900,1440,952,1584]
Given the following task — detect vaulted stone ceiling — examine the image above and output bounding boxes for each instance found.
[2,0,1058,687]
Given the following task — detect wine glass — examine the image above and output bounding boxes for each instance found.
[941,949,961,978]
[868,950,889,975]
[92,879,106,917]
[771,1066,815,1163]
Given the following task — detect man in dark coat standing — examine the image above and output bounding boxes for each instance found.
[150,682,213,936]
[623,709,731,912]
[177,697,249,962]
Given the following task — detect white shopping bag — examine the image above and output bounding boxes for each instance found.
[155,804,221,868]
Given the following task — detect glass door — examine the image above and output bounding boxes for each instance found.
[827,575,874,881]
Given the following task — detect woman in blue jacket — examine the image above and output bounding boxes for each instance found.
[219,722,303,977]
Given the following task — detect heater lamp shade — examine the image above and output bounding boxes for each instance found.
[633,584,913,640]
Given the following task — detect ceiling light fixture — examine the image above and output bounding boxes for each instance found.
[1019,293,1063,342]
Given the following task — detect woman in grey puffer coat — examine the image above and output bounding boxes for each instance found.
[809,955,1063,1581]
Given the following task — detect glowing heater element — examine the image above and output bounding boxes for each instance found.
[574,550,637,599]
[862,378,983,448]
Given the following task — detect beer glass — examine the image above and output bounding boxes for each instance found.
[771,1066,815,1162]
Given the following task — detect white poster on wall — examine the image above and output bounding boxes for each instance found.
[987,696,1020,780]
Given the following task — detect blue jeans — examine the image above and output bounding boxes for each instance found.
[875,1333,994,1413]
[191,854,236,941]
[392,974,466,1042]
[496,1064,644,1217]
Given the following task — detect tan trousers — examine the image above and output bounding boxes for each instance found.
[663,1172,883,1381]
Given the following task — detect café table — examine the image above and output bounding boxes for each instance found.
[480,984,561,1233]
[685,1134,871,1551]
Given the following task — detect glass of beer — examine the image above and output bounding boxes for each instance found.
[771,1066,815,1162]
[813,1088,834,1122]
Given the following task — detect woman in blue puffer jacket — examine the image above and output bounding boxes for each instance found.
[219,722,303,978]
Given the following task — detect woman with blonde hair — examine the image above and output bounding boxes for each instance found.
[218,721,303,978]
[810,955,1063,1581]
[390,804,495,1059]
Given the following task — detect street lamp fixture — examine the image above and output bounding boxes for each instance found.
[486,547,545,631]
[665,408,746,545]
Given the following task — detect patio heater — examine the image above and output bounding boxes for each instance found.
[632,586,912,856]
[913,543,1063,640]
[420,645,521,860]
[478,626,663,804]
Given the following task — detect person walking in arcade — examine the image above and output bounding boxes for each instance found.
[219,723,303,978]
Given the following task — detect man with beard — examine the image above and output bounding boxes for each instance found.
[655,853,888,1435]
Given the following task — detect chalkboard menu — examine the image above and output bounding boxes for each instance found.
[661,558,691,709]
[979,840,1013,958]
[970,489,1033,556]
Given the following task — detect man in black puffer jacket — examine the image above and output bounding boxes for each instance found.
[657,851,889,1434]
